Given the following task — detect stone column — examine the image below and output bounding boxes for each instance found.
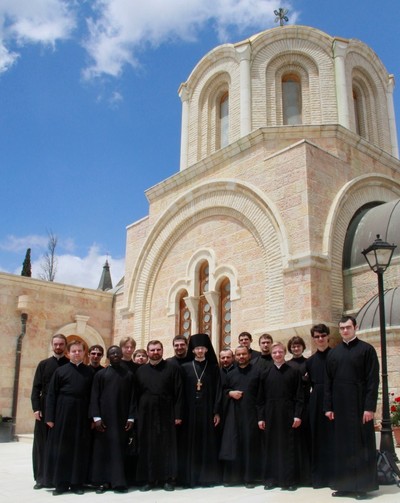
[386,75,399,158]
[179,83,189,171]
[236,43,252,137]
[333,39,350,129]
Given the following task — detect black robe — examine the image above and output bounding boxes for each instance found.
[181,359,222,487]
[89,364,136,488]
[306,347,334,488]
[44,362,93,489]
[287,355,311,485]
[324,338,379,493]
[135,360,183,484]
[219,364,262,484]
[30,355,69,485]
[257,363,304,487]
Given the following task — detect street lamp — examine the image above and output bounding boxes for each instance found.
[362,234,397,456]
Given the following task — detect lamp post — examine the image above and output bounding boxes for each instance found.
[362,234,397,456]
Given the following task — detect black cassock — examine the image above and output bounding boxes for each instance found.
[306,347,334,488]
[257,363,303,487]
[287,355,311,485]
[180,360,222,487]
[89,364,136,488]
[324,338,379,493]
[135,360,183,484]
[219,364,262,485]
[45,362,93,489]
[31,355,69,485]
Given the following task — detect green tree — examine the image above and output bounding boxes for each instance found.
[21,248,32,277]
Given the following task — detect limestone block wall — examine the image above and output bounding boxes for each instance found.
[0,272,114,433]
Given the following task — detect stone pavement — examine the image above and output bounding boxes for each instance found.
[0,436,399,503]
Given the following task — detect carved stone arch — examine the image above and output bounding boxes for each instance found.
[198,72,231,159]
[324,174,400,320]
[186,248,216,294]
[266,53,318,126]
[125,180,288,341]
[346,49,389,151]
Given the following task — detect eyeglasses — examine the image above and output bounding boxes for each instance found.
[90,352,103,356]
[313,334,327,339]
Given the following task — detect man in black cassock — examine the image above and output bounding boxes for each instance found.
[220,345,262,487]
[306,323,334,489]
[87,344,104,374]
[180,333,222,487]
[31,333,69,490]
[257,341,303,491]
[135,340,183,492]
[166,335,191,367]
[45,340,93,495]
[89,346,136,493]
[324,316,379,500]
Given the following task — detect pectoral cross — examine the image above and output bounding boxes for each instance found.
[196,379,202,391]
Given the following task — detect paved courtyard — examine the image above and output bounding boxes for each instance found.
[0,436,399,502]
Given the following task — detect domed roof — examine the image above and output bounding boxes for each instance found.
[357,287,400,330]
[344,199,400,269]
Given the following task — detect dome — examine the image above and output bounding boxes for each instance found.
[344,199,400,269]
[357,287,400,330]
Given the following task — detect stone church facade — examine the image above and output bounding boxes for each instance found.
[1,25,400,434]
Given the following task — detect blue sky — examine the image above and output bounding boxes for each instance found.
[1,0,399,288]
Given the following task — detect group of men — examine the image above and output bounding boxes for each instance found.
[31,315,379,500]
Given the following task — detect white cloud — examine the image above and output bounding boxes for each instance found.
[0,234,49,252]
[82,0,298,78]
[0,0,76,72]
[31,244,125,289]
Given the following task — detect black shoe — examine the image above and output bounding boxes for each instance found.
[332,491,350,497]
[264,483,275,490]
[114,486,128,493]
[96,484,109,494]
[52,489,67,496]
[163,482,175,491]
[140,483,154,492]
[72,487,84,495]
[33,483,44,490]
[282,486,297,491]
[245,483,255,488]
[355,493,368,501]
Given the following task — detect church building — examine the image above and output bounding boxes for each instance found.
[1,24,400,434]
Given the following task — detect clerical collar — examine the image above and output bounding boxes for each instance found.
[274,362,284,369]
[343,336,357,345]
[53,354,64,360]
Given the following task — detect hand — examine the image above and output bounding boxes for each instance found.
[125,421,133,431]
[258,420,265,430]
[95,420,106,432]
[213,414,220,426]
[229,390,243,400]
[325,411,334,420]
[175,419,182,425]
[46,421,54,428]
[34,411,42,421]
[292,418,301,428]
[363,411,374,423]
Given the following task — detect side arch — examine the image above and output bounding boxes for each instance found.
[324,174,400,319]
[124,180,289,342]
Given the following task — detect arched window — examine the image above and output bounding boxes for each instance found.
[353,86,366,138]
[219,279,231,349]
[219,92,229,148]
[198,262,212,336]
[178,290,191,338]
[282,73,302,125]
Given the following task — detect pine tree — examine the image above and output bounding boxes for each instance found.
[21,248,32,277]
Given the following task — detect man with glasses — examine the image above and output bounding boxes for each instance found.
[324,316,379,500]
[306,324,333,488]
[88,345,104,373]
